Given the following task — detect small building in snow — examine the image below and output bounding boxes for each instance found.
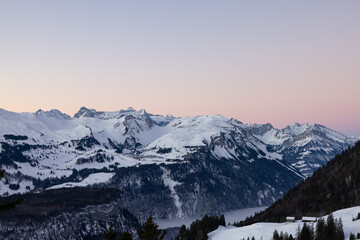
[302,216,317,222]
[286,216,295,222]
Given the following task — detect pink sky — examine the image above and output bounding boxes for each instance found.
[1,1,359,136]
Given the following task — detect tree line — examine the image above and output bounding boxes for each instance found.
[104,216,166,240]
[105,214,226,240]
[175,214,225,240]
[272,214,344,240]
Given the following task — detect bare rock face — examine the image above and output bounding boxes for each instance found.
[73,106,98,118]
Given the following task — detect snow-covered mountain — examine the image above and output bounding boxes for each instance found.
[0,107,357,219]
[248,122,357,176]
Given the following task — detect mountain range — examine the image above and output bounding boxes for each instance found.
[235,140,360,226]
[209,135,360,240]
[0,107,358,221]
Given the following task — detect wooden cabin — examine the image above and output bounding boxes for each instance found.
[301,216,317,222]
[286,216,295,222]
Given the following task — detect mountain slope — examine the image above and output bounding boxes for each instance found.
[209,206,360,240]
[236,140,360,226]
[0,188,140,239]
[248,123,356,176]
[109,151,302,220]
[0,107,357,219]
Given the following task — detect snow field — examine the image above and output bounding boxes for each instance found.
[208,206,360,240]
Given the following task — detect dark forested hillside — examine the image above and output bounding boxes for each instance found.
[0,187,122,220]
[236,141,360,226]
[0,188,140,239]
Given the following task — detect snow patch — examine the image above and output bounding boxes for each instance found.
[211,146,236,160]
[161,167,183,218]
[254,129,288,145]
[46,172,115,190]
[0,179,34,196]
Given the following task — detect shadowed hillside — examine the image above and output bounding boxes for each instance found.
[236,141,360,226]
[0,188,140,239]
[0,187,123,219]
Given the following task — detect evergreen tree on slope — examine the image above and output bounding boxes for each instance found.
[137,216,167,240]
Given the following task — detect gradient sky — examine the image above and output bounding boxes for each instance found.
[1,1,359,136]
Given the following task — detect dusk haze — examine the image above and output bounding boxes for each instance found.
[1,1,360,239]
[1,1,360,136]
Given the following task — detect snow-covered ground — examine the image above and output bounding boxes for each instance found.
[208,206,360,240]
[154,206,267,229]
[46,172,115,190]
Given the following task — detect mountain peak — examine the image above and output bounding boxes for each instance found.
[283,123,310,136]
[34,109,71,120]
[138,109,147,115]
[73,107,97,118]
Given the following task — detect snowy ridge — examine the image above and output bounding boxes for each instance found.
[0,107,357,197]
[248,122,357,176]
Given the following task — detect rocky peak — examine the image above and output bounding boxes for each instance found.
[118,107,136,115]
[138,109,147,115]
[249,123,275,136]
[283,123,310,136]
[73,107,97,118]
[35,109,71,120]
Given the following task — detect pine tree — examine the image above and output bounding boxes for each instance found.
[325,214,337,240]
[299,223,313,240]
[315,218,326,240]
[335,218,344,240]
[273,229,280,240]
[177,225,188,239]
[349,233,355,240]
[137,216,167,240]
[119,231,133,240]
[283,232,289,240]
[104,224,118,240]
[280,231,284,240]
